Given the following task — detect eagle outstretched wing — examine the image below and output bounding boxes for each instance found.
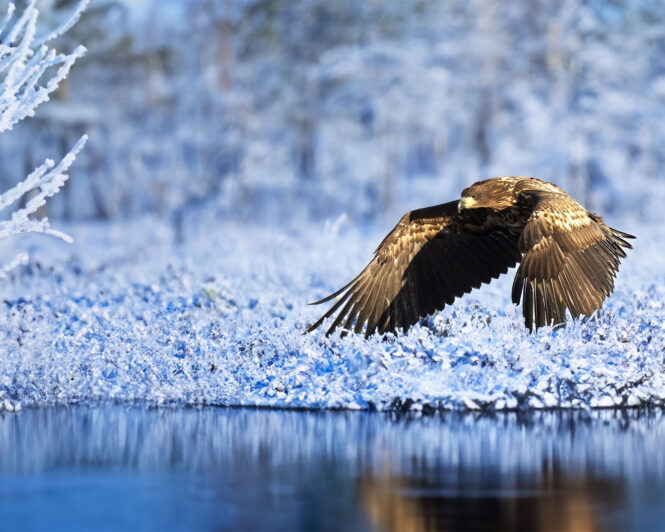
[307,201,522,337]
[511,190,634,330]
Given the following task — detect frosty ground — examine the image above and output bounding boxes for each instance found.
[0,211,661,413]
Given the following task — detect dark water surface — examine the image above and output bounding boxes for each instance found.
[0,407,664,531]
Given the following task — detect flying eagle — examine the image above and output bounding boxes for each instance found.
[307,176,634,337]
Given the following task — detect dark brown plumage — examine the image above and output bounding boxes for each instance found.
[307,176,635,336]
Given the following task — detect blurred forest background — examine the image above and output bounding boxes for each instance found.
[1,0,663,228]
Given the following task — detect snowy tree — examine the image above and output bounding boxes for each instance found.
[0,0,661,225]
[0,0,87,268]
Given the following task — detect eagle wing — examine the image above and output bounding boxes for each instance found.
[307,201,522,337]
[512,189,635,331]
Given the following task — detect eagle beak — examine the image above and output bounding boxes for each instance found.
[458,197,477,212]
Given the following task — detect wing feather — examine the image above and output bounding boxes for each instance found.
[308,201,521,337]
[513,190,634,331]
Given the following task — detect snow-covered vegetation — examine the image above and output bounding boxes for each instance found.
[0,0,662,412]
[0,214,658,413]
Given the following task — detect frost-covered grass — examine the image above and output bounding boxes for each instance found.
[0,214,661,412]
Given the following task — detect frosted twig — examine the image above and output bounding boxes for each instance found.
[0,1,87,133]
[35,0,90,46]
[0,135,88,243]
[4,0,36,45]
[0,252,28,279]
[0,3,16,38]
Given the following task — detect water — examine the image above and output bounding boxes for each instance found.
[0,407,664,531]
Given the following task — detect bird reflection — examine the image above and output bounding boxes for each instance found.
[360,466,624,532]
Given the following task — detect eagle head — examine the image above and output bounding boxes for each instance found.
[458,179,516,212]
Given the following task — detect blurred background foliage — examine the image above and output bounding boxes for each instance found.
[1,0,663,227]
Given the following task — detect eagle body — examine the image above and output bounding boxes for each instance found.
[308,176,634,336]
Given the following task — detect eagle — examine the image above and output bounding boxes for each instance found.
[307,176,635,337]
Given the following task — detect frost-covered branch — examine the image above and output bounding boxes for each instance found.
[0,0,87,133]
[34,0,90,47]
[0,134,87,243]
[0,0,88,262]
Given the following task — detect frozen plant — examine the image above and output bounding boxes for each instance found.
[0,0,88,258]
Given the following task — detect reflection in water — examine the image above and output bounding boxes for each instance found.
[0,407,663,530]
[360,469,623,531]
